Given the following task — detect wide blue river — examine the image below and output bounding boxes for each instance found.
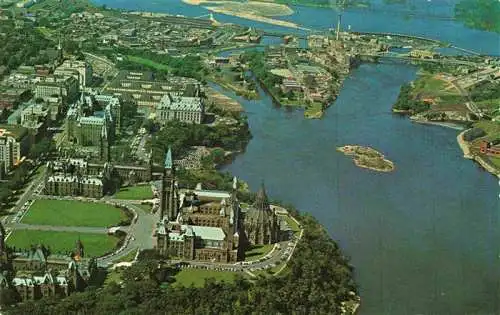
[95,0,500,313]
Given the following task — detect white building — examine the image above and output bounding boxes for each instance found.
[0,126,29,173]
[156,93,204,124]
[54,60,93,88]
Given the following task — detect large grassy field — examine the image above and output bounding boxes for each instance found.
[173,269,239,287]
[6,230,119,257]
[113,185,153,200]
[127,56,169,71]
[21,199,127,227]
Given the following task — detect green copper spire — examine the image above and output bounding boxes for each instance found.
[164,147,173,169]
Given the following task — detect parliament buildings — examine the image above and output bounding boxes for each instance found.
[0,222,97,302]
[155,148,281,263]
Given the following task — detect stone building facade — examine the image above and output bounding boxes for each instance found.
[155,92,205,125]
[156,149,244,263]
[0,223,96,303]
[243,183,279,245]
[65,93,121,161]
[43,157,153,198]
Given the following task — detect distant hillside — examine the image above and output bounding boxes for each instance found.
[455,0,500,33]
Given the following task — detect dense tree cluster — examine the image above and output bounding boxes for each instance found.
[151,119,251,164]
[470,81,500,103]
[107,48,208,81]
[0,22,52,75]
[392,83,430,113]
[241,51,283,96]
[7,212,358,315]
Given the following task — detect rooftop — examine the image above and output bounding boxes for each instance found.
[157,93,203,112]
[0,124,28,140]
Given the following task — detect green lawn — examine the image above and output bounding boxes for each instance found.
[413,75,452,95]
[114,185,153,200]
[113,248,138,263]
[474,121,500,139]
[127,56,169,71]
[304,102,324,119]
[173,269,239,287]
[281,215,301,233]
[487,156,500,169]
[6,230,119,257]
[136,204,153,213]
[245,244,274,261]
[21,199,127,227]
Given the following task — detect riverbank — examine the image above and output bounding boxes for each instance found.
[456,129,500,178]
[204,6,308,30]
[183,0,294,16]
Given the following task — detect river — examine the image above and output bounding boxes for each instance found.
[93,0,500,313]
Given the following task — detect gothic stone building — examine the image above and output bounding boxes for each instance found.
[44,157,153,198]
[243,183,279,246]
[156,149,245,263]
[0,223,96,302]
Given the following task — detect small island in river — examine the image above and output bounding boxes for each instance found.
[337,145,395,172]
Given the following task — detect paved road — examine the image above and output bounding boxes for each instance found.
[12,223,108,234]
[97,202,157,266]
[450,79,483,118]
[3,165,47,227]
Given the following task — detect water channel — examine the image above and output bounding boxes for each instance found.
[93,0,500,312]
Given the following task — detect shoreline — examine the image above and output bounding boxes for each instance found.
[203,6,308,30]
[456,129,500,178]
[410,118,466,131]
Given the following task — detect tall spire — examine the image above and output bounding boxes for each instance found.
[164,146,173,169]
[74,237,84,261]
[254,181,270,211]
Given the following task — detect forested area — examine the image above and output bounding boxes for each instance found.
[392,83,430,113]
[454,0,500,34]
[241,51,283,97]
[470,81,500,102]
[109,48,207,81]
[151,119,251,164]
[0,21,52,75]
[7,211,358,315]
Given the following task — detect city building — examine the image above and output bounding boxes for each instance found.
[0,224,97,302]
[20,102,50,141]
[43,157,153,198]
[479,140,500,156]
[104,70,199,108]
[243,183,279,246]
[35,75,79,105]
[65,93,121,161]
[0,125,29,173]
[155,93,204,124]
[54,59,93,88]
[156,149,245,263]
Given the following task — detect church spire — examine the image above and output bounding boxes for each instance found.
[254,181,270,211]
[74,237,84,261]
[164,146,173,169]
